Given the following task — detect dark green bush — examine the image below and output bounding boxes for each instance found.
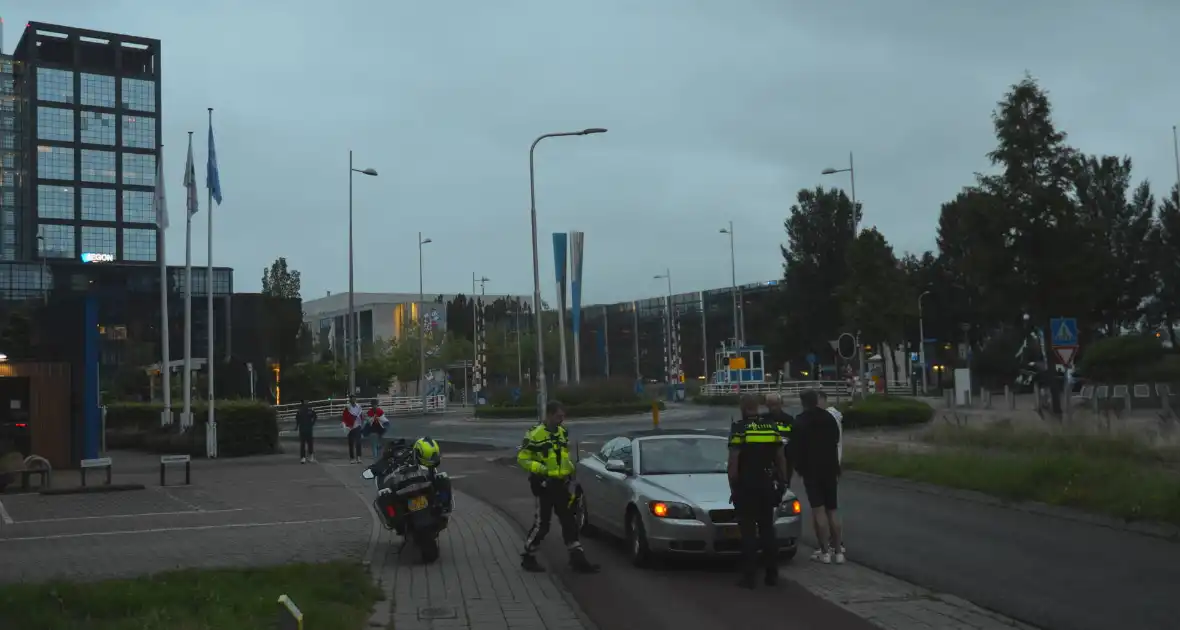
[474,401,662,419]
[692,394,745,406]
[1077,335,1167,382]
[103,400,278,457]
[836,396,933,429]
[486,379,645,408]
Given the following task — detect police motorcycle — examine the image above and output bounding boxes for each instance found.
[361,437,454,563]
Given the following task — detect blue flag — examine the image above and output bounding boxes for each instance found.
[207,123,223,205]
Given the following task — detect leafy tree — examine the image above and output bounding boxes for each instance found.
[936,188,1015,334]
[260,257,305,366]
[1147,184,1180,346]
[779,186,860,362]
[837,228,909,380]
[261,258,301,299]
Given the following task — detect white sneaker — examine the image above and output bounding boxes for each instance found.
[300,457,307,464]
[834,552,846,564]
[810,549,832,564]
[309,455,316,463]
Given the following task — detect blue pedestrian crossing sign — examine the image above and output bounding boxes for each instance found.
[1050,318,1079,347]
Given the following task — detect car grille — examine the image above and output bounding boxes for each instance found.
[708,509,737,524]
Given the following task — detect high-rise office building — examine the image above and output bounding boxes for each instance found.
[11,21,162,264]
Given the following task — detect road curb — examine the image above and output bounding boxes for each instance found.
[844,470,1180,541]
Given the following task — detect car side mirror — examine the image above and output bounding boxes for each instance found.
[605,459,630,475]
[361,469,375,480]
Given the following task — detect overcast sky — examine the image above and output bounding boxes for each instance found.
[8,1,1179,305]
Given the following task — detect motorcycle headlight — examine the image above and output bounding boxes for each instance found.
[649,501,696,520]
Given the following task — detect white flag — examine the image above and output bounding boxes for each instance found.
[154,147,169,229]
[184,135,199,216]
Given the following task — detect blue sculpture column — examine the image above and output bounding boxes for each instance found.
[82,293,100,461]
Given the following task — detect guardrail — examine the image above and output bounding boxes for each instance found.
[274,395,448,424]
[699,380,913,398]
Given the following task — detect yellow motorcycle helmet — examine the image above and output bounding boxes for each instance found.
[413,437,441,468]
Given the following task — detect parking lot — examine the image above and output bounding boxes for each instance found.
[0,452,371,584]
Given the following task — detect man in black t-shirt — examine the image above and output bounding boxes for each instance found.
[793,389,844,565]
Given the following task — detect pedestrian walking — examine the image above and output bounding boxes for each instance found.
[817,390,846,556]
[517,400,600,574]
[364,399,389,460]
[794,389,844,564]
[728,394,789,588]
[341,395,364,464]
[295,399,317,463]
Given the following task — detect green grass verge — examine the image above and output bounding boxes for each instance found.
[0,561,382,630]
[846,436,1180,526]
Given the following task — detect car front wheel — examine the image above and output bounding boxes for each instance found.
[627,509,651,568]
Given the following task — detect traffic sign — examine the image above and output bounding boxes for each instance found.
[828,339,839,352]
[1050,318,1078,347]
[806,352,817,366]
[837,333,856,360]
[1053,346,1077,367]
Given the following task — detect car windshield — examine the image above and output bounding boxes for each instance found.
[638,437,729,475]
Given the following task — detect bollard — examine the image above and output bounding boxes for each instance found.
[277,595,303,630]
[652,400,660,429]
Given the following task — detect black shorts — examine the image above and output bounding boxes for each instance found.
[803,474,839,510]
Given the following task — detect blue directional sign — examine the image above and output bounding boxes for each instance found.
[1050,318,1079,347]
[806,352,817,366]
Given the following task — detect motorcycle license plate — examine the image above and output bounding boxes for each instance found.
[408,496,429,512]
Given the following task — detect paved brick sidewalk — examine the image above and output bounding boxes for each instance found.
[791,545,1033,630]
[324,460,591,630]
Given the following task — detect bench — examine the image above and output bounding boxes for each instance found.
[159,454,191,486]
[79,457,113,487]
[19,455,52,491]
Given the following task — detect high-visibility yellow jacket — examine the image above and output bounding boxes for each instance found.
[517,423,575,479]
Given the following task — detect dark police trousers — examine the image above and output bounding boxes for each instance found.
[734,481,779,574]
[523,476,580,555]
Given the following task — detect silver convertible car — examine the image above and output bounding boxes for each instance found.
[574,429,802,567]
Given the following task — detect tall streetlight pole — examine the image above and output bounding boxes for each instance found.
[347,151,378,396]
[418,233,433,410]
[918,290,931,395]
[654,269,673,384]
[821,151,858,234]
[528,128,607,421]
[718,221,742,343]
[1172,125,1179,198]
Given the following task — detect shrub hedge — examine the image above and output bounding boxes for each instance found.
[104,401,278,458]
[835,396,933,429]
[485,379,644,408]
[692,394,747,406]
[474,400,662,419]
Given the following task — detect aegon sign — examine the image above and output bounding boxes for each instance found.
[80,252,114,263]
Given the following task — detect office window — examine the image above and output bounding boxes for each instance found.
[80,111,116,145]
[122,189,155,223]
[80,73,116,108]
[37,185,74,220]
[81,188,117,222]
[122,227,156,261]
[121,115,155,149]
[213,268,231,295]
[120,78,155,112]
[37,106,74,142]
[81,149,117,183]
[122,152,155,186]
[81,226,117,257]
[37,145,74,181]
[36,68,74,103]
[38,223,75,259]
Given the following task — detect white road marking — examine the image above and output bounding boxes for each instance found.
[0,499,12,525]
[0,516,363,543]
[16,508,246,525]
[447,474,468,480]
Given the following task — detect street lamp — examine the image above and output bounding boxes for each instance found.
[347,151,378,396]
[821,151,858,233]
[654,269,673,384]
[418,233,432,411]
[528,127,608,421]
[718,221,742,343]
[918,290,931,394]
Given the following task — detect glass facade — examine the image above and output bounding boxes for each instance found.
[0,55,18,261]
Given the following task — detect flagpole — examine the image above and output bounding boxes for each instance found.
[206,108,216,458]
[157,144,171,426]
[183,131,194,430]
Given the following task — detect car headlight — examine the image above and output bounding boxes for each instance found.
[649,501,696,520]
[777,499,802,517]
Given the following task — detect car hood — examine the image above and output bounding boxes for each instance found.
[638,473,730,503]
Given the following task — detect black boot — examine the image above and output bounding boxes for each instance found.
[521,554,545,573]
[568,548,600,574]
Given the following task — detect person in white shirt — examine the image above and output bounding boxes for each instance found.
[816,391,845,558]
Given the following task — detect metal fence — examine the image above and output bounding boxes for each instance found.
[273,395,448,425]
[699,380,913,398]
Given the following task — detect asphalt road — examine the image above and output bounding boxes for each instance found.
[306,408,1180,630]
[443,453,877,630]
